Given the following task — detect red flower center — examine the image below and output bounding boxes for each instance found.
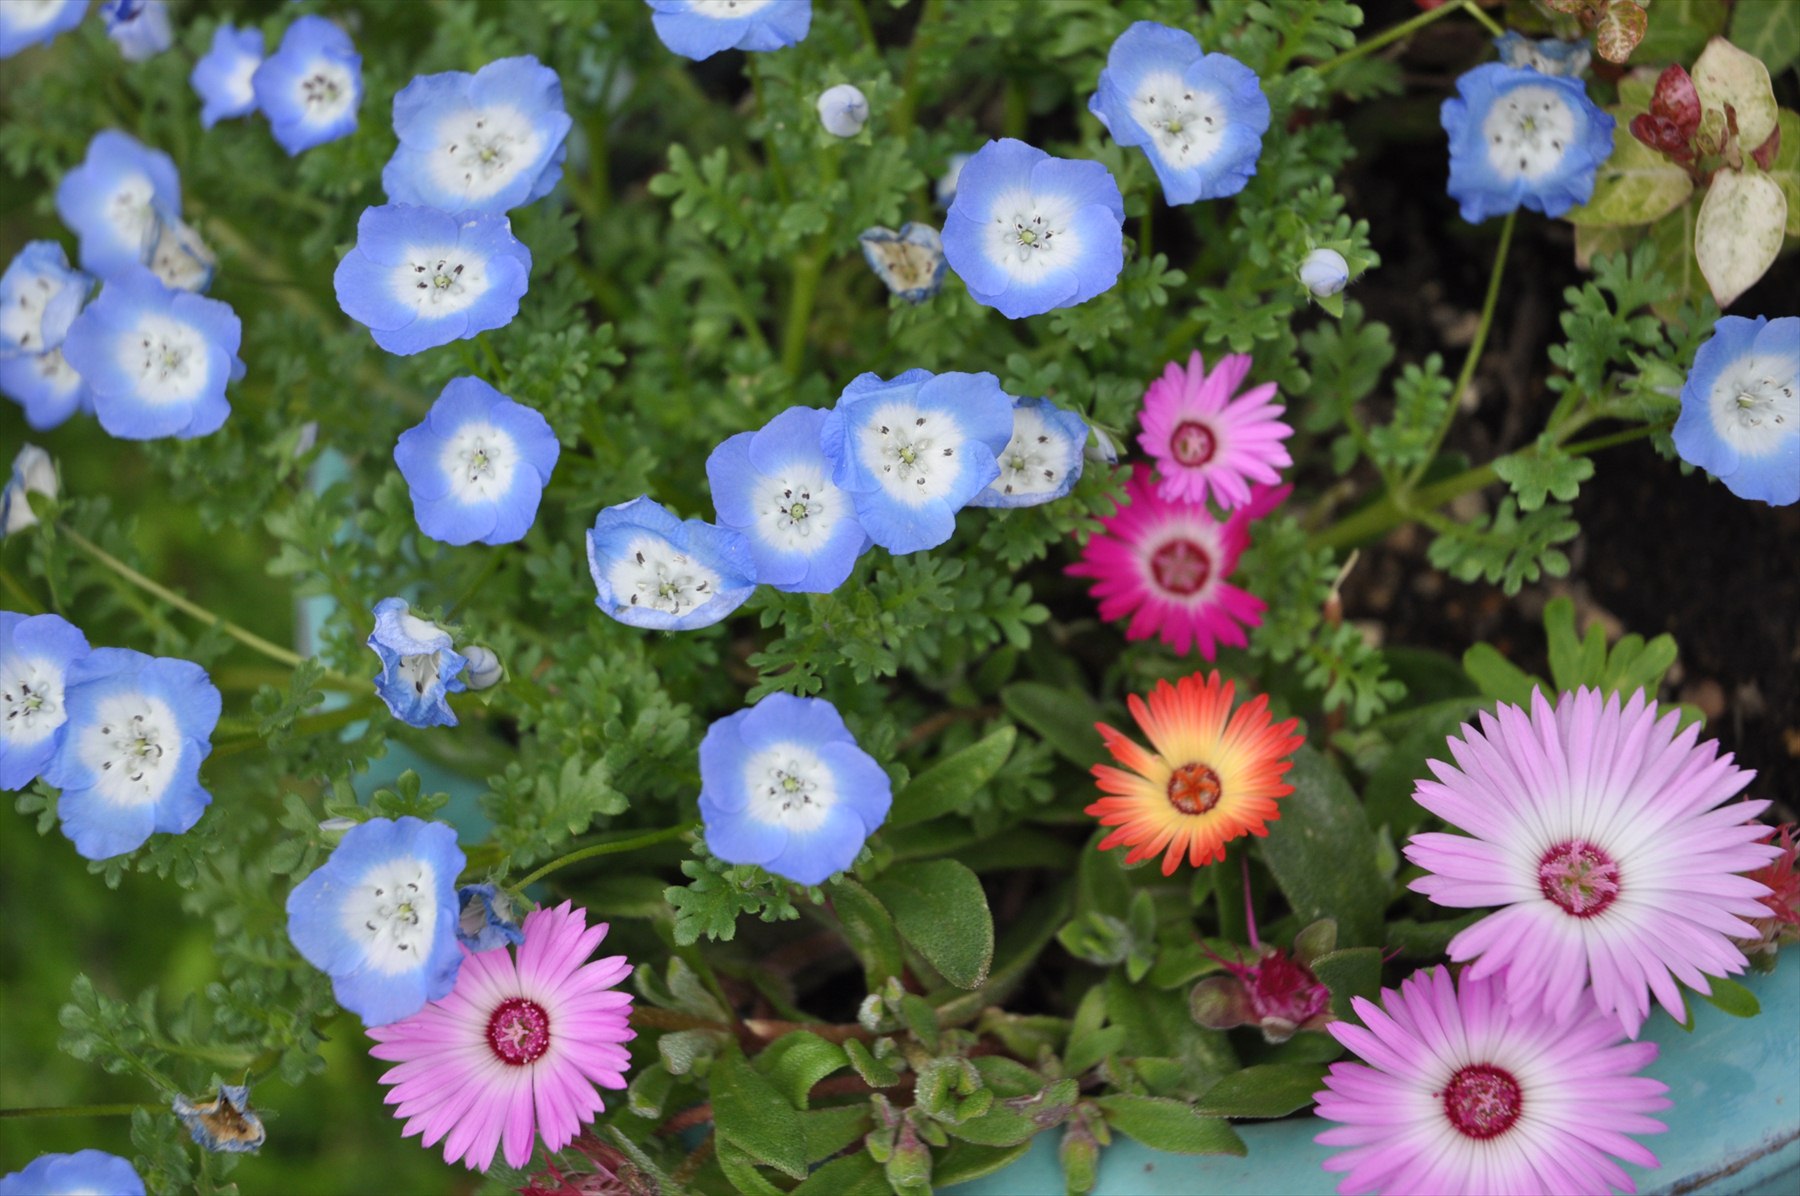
[487,997,551,1066]
[1149,538,1212,596]
[1441,1064,1523,1140]
[1537,839,1621,918]
[1166,762,1222,815]
[1170,420,1216,467]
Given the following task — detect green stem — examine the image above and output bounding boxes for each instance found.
[1312,0,1482,74]
[1212,845,1246,941]
[848,0,879,54]
[1406,208,1515,488]
[208,700,378,758]
[0,1103,148,1119]
[510,824,697,894]
[893,0,943,137]
[781,246,827,378]
[1138,198,1155,260]
[748,58,791,207]
[0,566,43,613]
[1464,2,1504,37]
[476,333,508,388]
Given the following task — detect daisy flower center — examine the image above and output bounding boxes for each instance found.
[1537,838,1621,917]
[1132,73,1227,163]
[1481,84,1575,182]
[486,996,551,1066]
[76,694,182,805]
[1166,762,1222,815]
[1440,1063,1523,1140]
[1169,419,1217,467]
[1149,537,1212,596]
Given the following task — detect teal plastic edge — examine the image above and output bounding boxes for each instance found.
[947,964,1800,1196]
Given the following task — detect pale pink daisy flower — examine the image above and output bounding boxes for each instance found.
[1067,466,1270,658]
[1137,351,1292,509]
[1315,967,1670,1196]
[1406,688,1780,1036]
[367,901,635,1172]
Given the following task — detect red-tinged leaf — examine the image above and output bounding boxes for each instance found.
[1595,1,1648,64]
[1650,64,1702,137]
[1752,122,1782,171]
[1631,112,1696,162]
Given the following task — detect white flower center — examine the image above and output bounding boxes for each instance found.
[389,248,490,318]
[988,406,1067,499]
[0,657,65,747]
[855,401,962,506]
[73,693,182,806]
[1709,352,1798,456]
[607,534,721,616]
[691,0,773,16]
[221,52,259,108]
[6,1,67,32]
[1,272,59,351]
[437,420,519,503]
[742,744,837,832]
[104,173,159,255]
[118,314,208,404]
[394,652,446,700]
[297,61,356,124]
[426,108,545,203]
[148,219,215,293]
[27,347,81,396]
[1481,84,1577,182]
[753,466,845,552]
[340,858,439,974]
[1131,70,1227,164]
[981,188,1088,285]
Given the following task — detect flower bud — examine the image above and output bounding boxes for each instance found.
[1,445,57,535]
[816,84,869,137]
[1299,247,1349,298]
[462,644,503,690]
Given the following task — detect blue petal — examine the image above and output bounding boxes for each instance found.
[817,740,892,833]
[738,692,853,751]
[701,800,789,867]
[698,708,754,813]
[763,806,870,885]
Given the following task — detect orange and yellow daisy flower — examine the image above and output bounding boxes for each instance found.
[1087,671,1303,875]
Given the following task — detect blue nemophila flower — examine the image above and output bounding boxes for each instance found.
[456,882,525,952]
[1673,315,1799,507]
[586,495,757,631]
[968,395,1087,510]
[858,223,946,305]
[707,405,870,593]
[1299,247,1348,297]
[100,0,169,62]
[699,691,891,886]
[190,24,264,128]
[2,444,58,535]
[0,0,87,59]
[333,204,532,356]
[54,130,180,278]
[383,56,573,215]
[61,266,243,440]
[941,139,1125,320]
[1441,63,1615,223]
[0,241,89,359]
[0,1151,145,1196]
[1089,21,1270,205]
[172,1083,266,1153]
[286,815,466,1026]
[252,15,361,155]
[0,347,91,430]
[42,647,220,861]
[0,611,89,790]
[1494,30,1590,78]
[647,0,811,61]
[817,83,868,137]
[367,598,469,728]
[146,213,217,294]
[394,376,559,546]
[818,369,1014,553]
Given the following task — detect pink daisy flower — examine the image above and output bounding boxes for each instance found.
[367,901,635,1172]
[1405,688,1780,1036]
[1315,967,1670,1196]
[1066,465,1267,658]
[1137,350,1291,508]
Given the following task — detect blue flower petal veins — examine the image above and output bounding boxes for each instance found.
[698,692,892,887]
[1673,315,1799,507]
[586,496,758,631]
[395,376,559,546]
[190,25,265,129]
[1441,63,1615,223]
[284,816,466,1026]
[334,205,532,356]
[0,1151,146,1196]
[0,241,90,359]
[383,55,573,215]
[967,395,1087,509]
[456,882,525,952]
[858,223,946,305]
[366,598,469,728]
[818,369,1015,553]
[942,138,1126,319]
[60,266,243,440]
[647,0,812,61]
[54,130,182,278]
[39,647,220,861]
[101,0,172,62]
[1088,21,1271,205]
[252,15,362,155]
[0,611,91,791]
[0,0,87,59]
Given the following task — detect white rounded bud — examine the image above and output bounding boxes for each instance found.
[1299,248,1349,298]
[463,645,503,690]
[816,84,869,138]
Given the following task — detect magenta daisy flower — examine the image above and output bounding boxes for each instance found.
[367,901,635,1171]
[1315,967,1669,1196]
[1406,688,1780,1036]
[1137,351,1291,509]
[1066,465,1265,657]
